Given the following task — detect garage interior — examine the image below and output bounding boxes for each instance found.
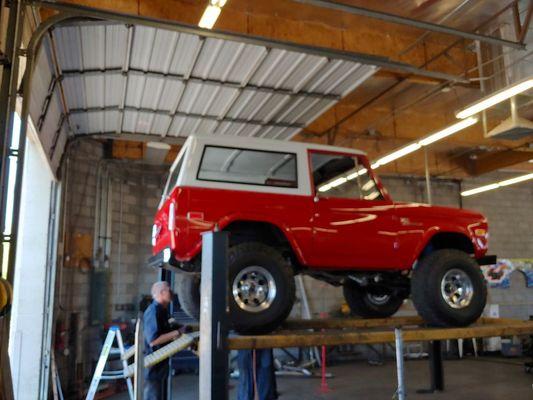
[1,0,533,399]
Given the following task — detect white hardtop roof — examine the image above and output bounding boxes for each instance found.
[184,134,366,156]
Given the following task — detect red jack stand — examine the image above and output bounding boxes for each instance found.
[318,344,331,394]
[318,312,332,394]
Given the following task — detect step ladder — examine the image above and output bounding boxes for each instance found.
[86,326,134,400]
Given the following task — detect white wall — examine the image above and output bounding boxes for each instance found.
[9,129,57,399]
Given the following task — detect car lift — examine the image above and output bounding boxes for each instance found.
[198,231,533,400]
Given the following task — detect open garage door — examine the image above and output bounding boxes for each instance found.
[8,117,60,399]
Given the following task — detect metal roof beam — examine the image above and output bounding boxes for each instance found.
[67,105,304,130]
[29,0,470,83]
[117,24,134,134]
[75,131,187,145]
[295,0,526,49]
[60,68,341,101]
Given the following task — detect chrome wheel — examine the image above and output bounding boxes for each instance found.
[366,293,391,306]
[232,266,277,313]
[440,269,474,309]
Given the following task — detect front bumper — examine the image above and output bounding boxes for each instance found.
[148,248,199,274]
[476,255,497,266]
[148,248,175,270]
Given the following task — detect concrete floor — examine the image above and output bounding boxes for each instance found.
[112,357,533,399]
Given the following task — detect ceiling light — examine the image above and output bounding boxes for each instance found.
[498,173,533,187]
[461,173,533,196]
[419,117,478,146]
[372,143,422,169]
[371,118,478,169]
[199,1,228,29]
[456,77,533,119]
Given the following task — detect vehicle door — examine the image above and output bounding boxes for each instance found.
[309,150,399,270]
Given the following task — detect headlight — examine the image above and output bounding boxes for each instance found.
[151,224,158,246]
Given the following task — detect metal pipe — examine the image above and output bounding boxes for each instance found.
[475,41,489,137]
[27,0,469,83]
[394,327,406,400]
[115,178,124,302]
[398,0,474,56]
[294,0,525,49]
[67,104,304,130]
[424,147,432,205]
[71,131,187,145]
[60,66,340,101]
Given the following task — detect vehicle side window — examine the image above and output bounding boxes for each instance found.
[310,153,384,201]
[197,146,297,188]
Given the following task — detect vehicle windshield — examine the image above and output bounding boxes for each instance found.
[158,151,185,208]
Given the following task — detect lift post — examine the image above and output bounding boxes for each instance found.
[158,267,174,400]
[428,340,444,392]
[199,230,229,400]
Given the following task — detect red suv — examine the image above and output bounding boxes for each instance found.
[150,135,493,333]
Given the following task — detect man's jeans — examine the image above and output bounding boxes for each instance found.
[237,349,277,400]
[144,378,167,400]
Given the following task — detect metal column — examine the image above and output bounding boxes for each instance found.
[424,147,432,205]
[158,267,174,400]
[429,340,444,391]
[394,328,406,400]
[0,0,24,284]
[199,231,229,400]
[418,340,445,393]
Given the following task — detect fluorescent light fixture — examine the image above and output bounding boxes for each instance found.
[199,0,228,29]
[419,117,478,146]
[498,173,533,186]
[460,183,500,197]
[461,173,533,196]
[371,118,478,169]
[199,5,222,29]
[372,143,422,169]
[456,77,533,119]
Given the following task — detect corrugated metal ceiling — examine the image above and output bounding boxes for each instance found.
[47,21,377,141]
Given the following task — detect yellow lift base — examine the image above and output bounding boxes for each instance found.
[228,316,533,349]
[225,316,533,398]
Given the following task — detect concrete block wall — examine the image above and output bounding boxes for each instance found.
[107,166,166,321]
[57,141,168,390]
[55,139,102,392]
[461,172,533,259]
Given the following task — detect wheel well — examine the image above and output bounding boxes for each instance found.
[223,221,296,262]
[422,232,474,257]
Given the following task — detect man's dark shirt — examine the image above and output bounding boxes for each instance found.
[143,300,172,380]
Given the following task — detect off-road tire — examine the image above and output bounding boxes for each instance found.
[411,249,487,327]
[343,281,404,318]
[228,242,295,334]
[176,273,201,320]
